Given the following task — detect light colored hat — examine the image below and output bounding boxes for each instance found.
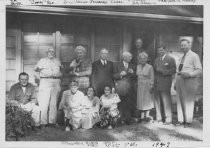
[179,36,194,43]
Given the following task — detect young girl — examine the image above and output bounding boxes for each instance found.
[99,86,121,129]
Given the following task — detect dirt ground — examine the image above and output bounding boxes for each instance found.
[20,117,202,141]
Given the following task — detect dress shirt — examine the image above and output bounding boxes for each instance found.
[178,50,202,77]
[123,61,128,70]
[100,59,107,66]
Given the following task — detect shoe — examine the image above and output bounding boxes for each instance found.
[107,125,113,130]
[163,122,172,125]
[153,120,162,123]
[173,121,183,126]
[125,119,131,125]
[65,126,71,131]
[184,122,192,128]
[40,124,47,130]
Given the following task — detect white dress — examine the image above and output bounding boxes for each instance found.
[81,96,100,129]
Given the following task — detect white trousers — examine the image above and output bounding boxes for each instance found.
[176,75,198,123]
[20,102,40,126]
[38,79,61,125]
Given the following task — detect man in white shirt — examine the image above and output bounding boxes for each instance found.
[35,47,62,128]
[175,37,202,127]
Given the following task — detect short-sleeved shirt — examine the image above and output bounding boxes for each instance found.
[100,94,121,110]
[8,83,36,104]
[36,57,62,77]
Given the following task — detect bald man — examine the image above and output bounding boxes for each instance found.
[35,47,62,128]
[91,48,114,97]
[113,51,136,124]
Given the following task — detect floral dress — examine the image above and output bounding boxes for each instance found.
[99,94,121,128]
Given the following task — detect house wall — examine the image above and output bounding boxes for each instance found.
[6,12,203,113]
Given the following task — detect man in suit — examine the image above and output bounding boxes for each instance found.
[154,45,176,125]
[175,37,202,128]
[113,51,136,124]
[91,48,114,97]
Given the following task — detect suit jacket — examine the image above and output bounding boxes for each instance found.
[113,61,136,97]
[91,60,114,97]
[154,54,176,91]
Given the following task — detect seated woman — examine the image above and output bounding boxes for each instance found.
[99,86,121,129]
[81,87,100,129]
[58,80,85,131]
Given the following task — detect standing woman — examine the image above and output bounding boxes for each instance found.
[136,52,154,122]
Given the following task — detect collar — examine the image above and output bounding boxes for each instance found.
[100,59,107,64]
[18,83,30,88]
[123,61,128,66]
[184,49,191,56]
[162,54,167,60]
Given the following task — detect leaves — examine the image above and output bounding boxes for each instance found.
[6,102,35,141]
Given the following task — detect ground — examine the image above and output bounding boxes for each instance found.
[20,117,202,141]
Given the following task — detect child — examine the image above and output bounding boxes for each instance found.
[99,86,121,129]
[58,80,85,131]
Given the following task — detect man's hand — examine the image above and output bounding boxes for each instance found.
[180,72,191,78]
[128,68,134,74]
[120,71,127,77]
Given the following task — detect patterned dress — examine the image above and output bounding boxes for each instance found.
[99,94,121,128]
[136,63,154,111]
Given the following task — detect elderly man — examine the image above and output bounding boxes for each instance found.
[132,38,151,65]
[154,45,176,125]
[69,46,92,93]
[113,51,136,124]
[175,37,202,127]
[35,47,62,128]
[8,72,40,127]
[91,48,114,97]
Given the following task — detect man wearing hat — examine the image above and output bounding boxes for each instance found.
[175,37,202,127]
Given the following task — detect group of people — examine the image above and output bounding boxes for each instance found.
[8,36,202,132]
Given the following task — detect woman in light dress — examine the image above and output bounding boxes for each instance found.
[136,52,154,122]
[82,87,100,129]
[99,86,121,129]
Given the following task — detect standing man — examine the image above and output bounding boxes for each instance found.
[113,51,136,125]
[91,48,114,97]
[175,37,202,127]
[154,45,176,124]
[8,72,40,127]
[69,45,92,93]
[35,47,62,128]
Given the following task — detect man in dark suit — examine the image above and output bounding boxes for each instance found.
[91,48,114,97]
[113,51,136,124]
[154,45,176,125]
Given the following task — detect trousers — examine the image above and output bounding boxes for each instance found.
[176,75,198,123]
[20,102,40,126]
[38,79,61,125]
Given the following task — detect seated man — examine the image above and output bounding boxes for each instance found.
[8,72,40,127]
[59,80,85,131]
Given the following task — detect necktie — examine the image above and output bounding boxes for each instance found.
[178,53,186,72]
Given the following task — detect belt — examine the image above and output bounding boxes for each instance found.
[41,77,60,79]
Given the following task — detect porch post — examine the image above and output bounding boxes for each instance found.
[123,22,132,52]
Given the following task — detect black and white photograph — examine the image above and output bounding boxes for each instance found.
[0,1,210,147]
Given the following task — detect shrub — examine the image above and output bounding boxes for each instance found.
[6,102,35,141]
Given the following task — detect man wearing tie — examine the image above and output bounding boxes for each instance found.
[91,48,114,97]
[113,51,136,124]
[154,45,176,125]
[175,37,202,127]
